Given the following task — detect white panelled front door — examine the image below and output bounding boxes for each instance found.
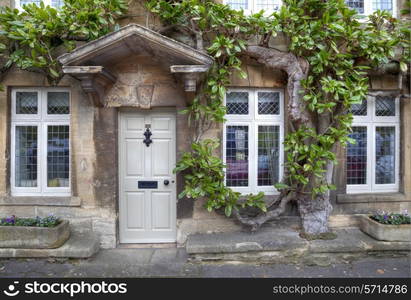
[119,111,176,243]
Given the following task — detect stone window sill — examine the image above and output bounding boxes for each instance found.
[0,196,81,207]
[337,193,411,204]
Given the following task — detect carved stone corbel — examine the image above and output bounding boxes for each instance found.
[170,65,210,92]
[62,66,117,107]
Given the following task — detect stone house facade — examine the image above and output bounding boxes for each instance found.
[0,0,410,248]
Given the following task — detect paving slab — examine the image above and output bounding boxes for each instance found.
[309,228,411,253]
[0,231,99,258]
[1,252,409,277]
[186,227,308,254]
[186,228,411,263]
[93,248,154,265]
[150,247,185,264]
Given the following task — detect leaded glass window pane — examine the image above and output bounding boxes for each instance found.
[375,126,395,184]
[15,126,38,187]
[350,100,367,116]
[16,92,38,114]
[345,0,364,13]
[258,92,280,115]
[372,0,392,12]
[226,0,248,10]
[47,125,69,187]
[47,92,70,114]
[375,96,395,116]
[255,0,281,11]
[346,126,367,185]
[226,92,249,115]
[258,125,279,186]
[226,126,248,187]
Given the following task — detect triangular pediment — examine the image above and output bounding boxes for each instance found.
[58,24,213,107]
[58,24,213,67]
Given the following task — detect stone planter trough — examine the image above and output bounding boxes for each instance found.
[359,215,411,242]
[0,220,70,249]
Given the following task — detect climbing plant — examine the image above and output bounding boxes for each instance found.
[0,0,408,235]
[147,0,410,234]
[0,0,127,85]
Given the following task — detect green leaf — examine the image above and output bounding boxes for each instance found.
[400,61,408,73]
[274,183,289,190]
[224,205,232,217]
[49,67,60,78]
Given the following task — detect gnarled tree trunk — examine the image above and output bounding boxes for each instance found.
[298,194,333,234]
[231,45,334,235]
[298,163,334,234]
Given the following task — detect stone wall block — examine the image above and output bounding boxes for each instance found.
[92,218,117,236]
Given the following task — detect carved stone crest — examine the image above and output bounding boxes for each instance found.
[137,85,154,109]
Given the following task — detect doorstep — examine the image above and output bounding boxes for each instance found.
[0,230,100,258]
[186,227,411,265]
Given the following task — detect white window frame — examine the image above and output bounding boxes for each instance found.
[15,0,64,10]
[347,95,400,194]
[224,0,397,17]
[11,88,71,197]
[223,88,284,195]
[352,0,397,16]
[223,0,282,15]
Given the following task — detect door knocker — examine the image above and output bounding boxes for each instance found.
[143,125,152,147]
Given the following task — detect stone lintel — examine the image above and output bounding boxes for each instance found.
[62,65,104,74]
[170,65,210,73]
[368,90,402,98]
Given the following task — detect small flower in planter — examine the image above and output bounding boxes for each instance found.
[0,215,61,227]
[0,215,69,249]
[4,215,15,225]
[361,210,411,242]
[370,210,411,225]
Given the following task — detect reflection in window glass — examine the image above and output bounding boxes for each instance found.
[47,125,70,187]
[15,126,38,187]
[16,92,38,114]
[258,92,280,115]
[375,126,395,184]
[258,126,279,186]
[226,92,249,115]
[226,126,249,187]
[346,126,367,185]
[375,96,395,116]
[350,100,367,116]
[47,92,70,114]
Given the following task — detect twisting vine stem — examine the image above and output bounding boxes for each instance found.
[147,0,409,233]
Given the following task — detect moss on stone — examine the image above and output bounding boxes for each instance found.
[299,231,337,241]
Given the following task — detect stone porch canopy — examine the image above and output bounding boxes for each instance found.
[58,24,214,107]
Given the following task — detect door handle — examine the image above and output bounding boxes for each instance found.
[164,180,169,185]
[143,127,152,147]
